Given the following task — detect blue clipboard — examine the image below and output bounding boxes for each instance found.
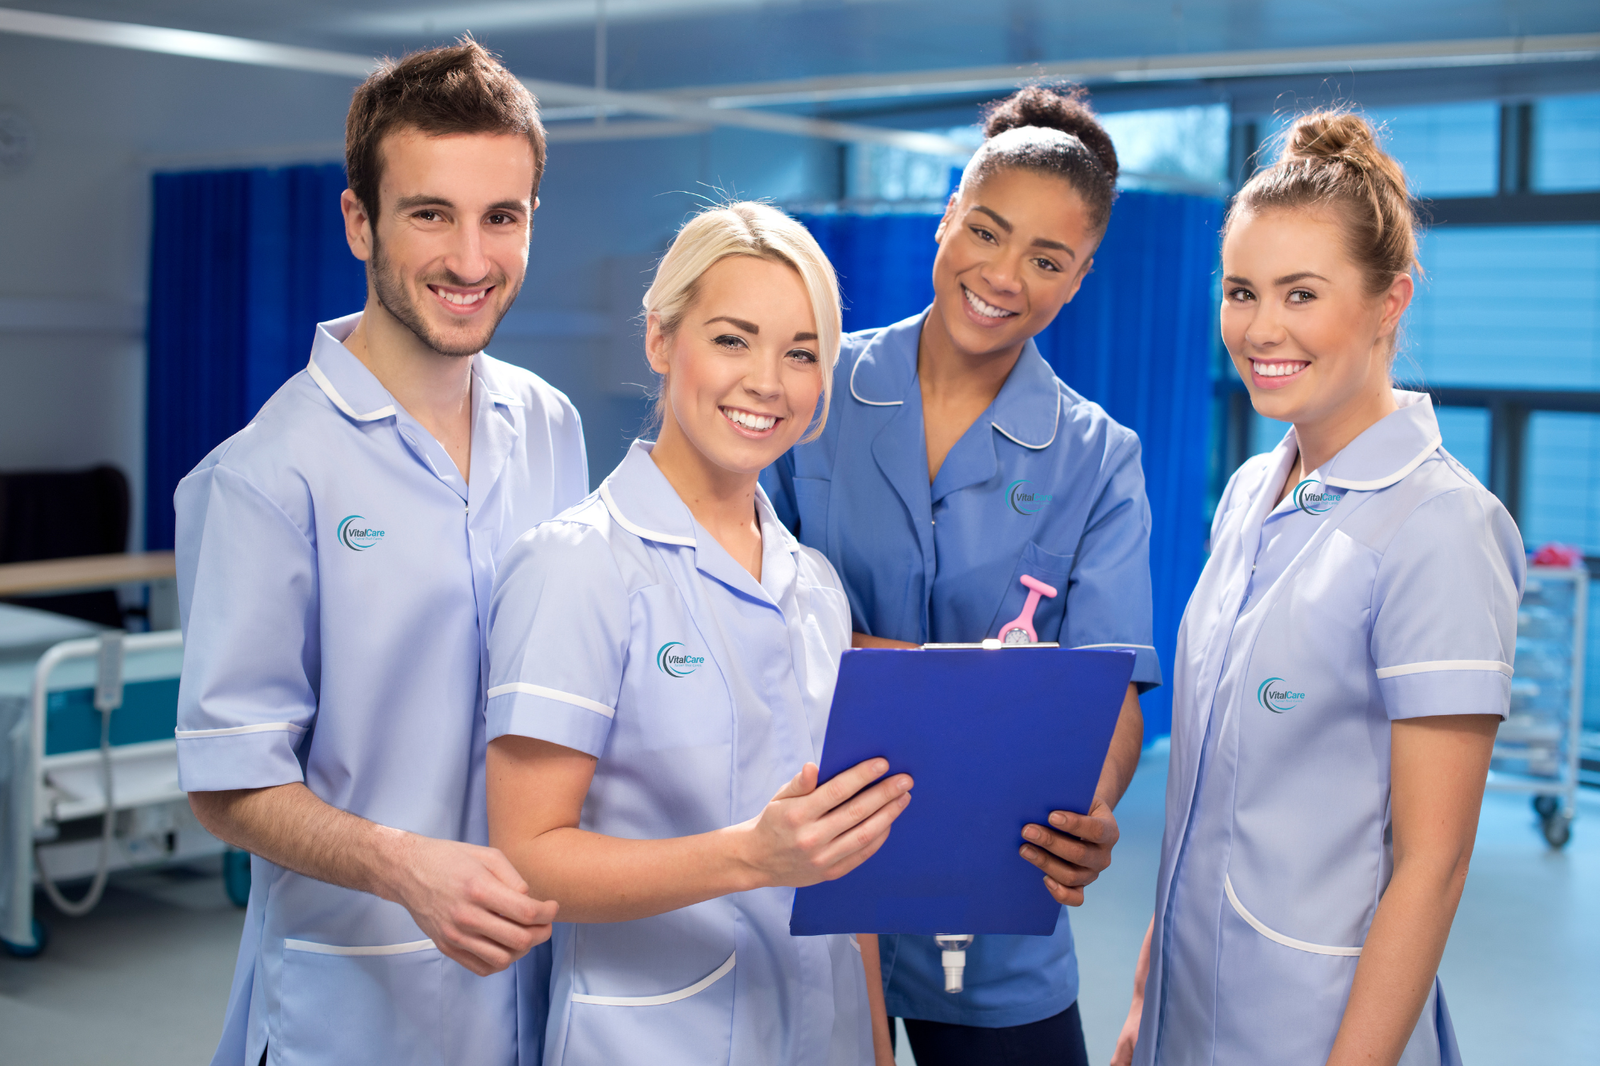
[790,645,1135,936]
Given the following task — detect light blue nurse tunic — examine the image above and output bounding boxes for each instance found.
[1136,391,1523,1066]
[175,314,588,1066]
[761,310,1162,1029]
[486,440,873,1066]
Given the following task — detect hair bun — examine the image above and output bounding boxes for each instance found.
[982,85,1118,182]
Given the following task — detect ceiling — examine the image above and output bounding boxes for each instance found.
[4,1,1599,134]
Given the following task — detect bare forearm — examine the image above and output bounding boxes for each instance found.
[189,783,411,902]
[500,824,761,924]
[859,933,894,1064]
[1095,685,1144,808]
[1326,858,1468,1066]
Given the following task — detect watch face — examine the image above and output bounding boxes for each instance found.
[0,108,36,173]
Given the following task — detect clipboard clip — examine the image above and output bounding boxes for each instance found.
[998,574,1058,644]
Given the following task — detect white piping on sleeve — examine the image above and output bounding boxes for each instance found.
[599,483,696,547]
[175,722,307,739]
[571,952,736,1006]
[284,938,436,957]
[1375,659,1514,679]
[487,682,616,719]
[307,358,397,422]
[1225,876,1362,957]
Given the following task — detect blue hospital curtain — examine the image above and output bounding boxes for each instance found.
[802,191,1222,738]
[145,164,366,550]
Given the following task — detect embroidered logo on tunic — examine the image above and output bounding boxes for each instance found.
[1007,479,1054,515]
[657,641,706,678]
[1291,479,1343,516]
[1257,677,1306,713]
[337,515,386,550]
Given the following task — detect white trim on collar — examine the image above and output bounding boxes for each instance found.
[599,482,696,547]
[849,350,904,407]
[307,357,397,422]
[991,384,1061,450]
[1323,433,1442,491]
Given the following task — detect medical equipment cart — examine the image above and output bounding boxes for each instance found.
[1,626,238,958]
[1488,565,1588,847]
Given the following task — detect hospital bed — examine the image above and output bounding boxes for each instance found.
[0,602,242,958]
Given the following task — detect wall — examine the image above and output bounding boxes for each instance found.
[0,34,842,539]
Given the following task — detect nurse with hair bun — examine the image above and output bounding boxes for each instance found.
[765,85,1162,1065]
[1117,112,1523,1066]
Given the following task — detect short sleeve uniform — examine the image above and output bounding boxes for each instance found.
[487,440,870,1066]
[761,310,1162,1029]
[1137,391,1524,1066]
[174,314,588,1066]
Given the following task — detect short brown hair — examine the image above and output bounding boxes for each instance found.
[345,39,546,223]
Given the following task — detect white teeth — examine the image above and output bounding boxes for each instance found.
[722,408,777,431]
[963,286,1016,319]
[1253,360,1308,378]
[438,289,485,306]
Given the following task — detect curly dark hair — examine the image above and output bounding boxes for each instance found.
[964,85,1119,232]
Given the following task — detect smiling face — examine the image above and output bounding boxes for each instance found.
[341,127,536,356]
[1220,207,1412,431]
[925,167,1101,361]
[646,255,824,482]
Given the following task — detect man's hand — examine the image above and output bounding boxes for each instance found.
[1018,796,1120,906]
[384,834,558,976]
[190,782,556,977]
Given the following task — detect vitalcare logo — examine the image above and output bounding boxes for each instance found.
[1291,479,1343,516]
[656,641,706,678]
[1257,677,1306,713]
[1007,479,1054,516]
[337,515,386,551]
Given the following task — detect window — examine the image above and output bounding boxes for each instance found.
[1366,101,1500,198]
[1523,412,1600,555]
[1101,105,1229,191]
[1435,405,1491,485]
[1405,225,1600,390]
[1534,93,1600,193]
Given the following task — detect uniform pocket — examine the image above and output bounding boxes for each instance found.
[986,541,1075,643]
[560,953,736,1066]
[276,939,444,1066]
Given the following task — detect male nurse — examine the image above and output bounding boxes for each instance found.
[175,40,588,1066]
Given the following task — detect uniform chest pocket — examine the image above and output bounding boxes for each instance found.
[625,587,734,753]
[988,540,1075,643]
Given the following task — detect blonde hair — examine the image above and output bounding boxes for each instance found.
[643,202,842,444]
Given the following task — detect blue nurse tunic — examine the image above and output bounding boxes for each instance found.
[486,440,873,1066]
[761,310,1163,1029]
[175,314,588,1066]
[1138,391,1523,1065]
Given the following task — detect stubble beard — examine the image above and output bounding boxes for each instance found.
[368,233,517,358]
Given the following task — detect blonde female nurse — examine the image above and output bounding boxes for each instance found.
[1116,113,1523,1066]
[485,203,909,1066]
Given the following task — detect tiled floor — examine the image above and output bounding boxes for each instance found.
[4,745,1596,1064]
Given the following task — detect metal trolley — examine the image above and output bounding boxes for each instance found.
[1488,565,1588,847]
[1,629,244,957]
